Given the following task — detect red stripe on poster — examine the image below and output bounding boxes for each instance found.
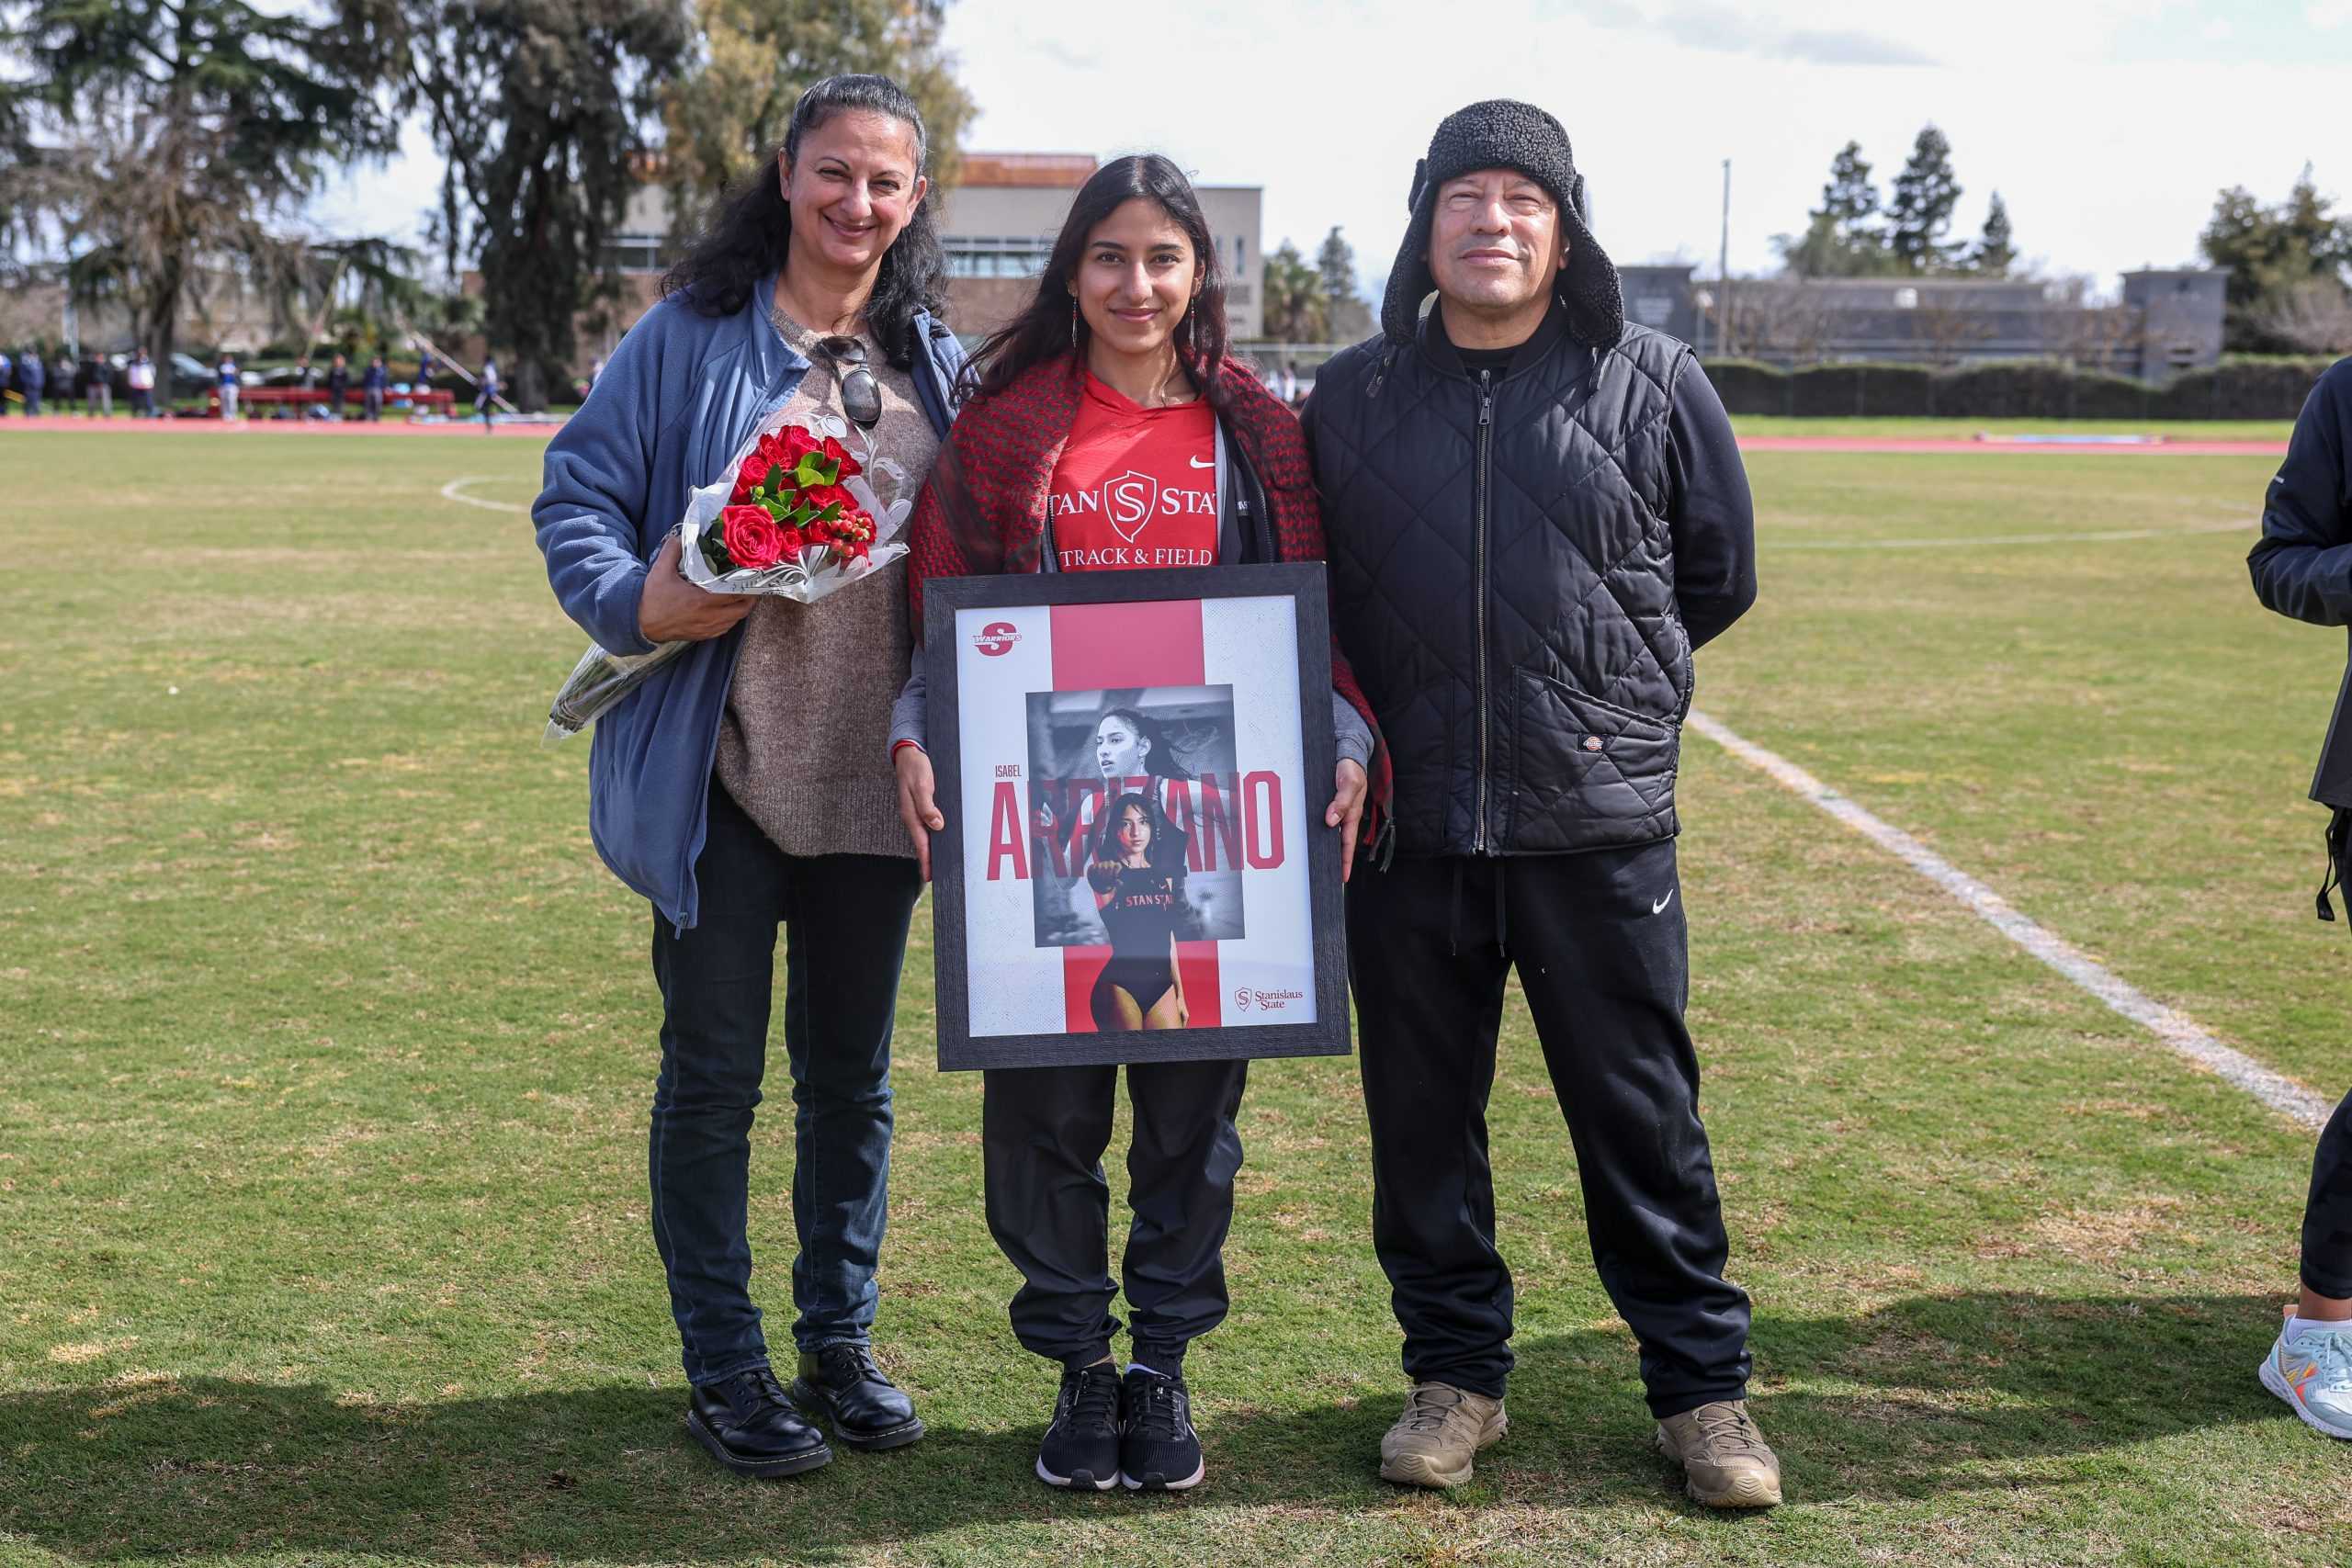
[1049,599,1205,692]
[1059,942,1223,1032]
[1176,941,1221,1030]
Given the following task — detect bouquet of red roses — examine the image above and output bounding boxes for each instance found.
[679,423,894,590]
[543,410,910,743]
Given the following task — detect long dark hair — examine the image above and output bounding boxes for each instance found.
[966,154,1231,405]
[660,74,948,369]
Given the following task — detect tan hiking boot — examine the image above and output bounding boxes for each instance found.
[1378,1381,1507,1489]
[1654,1400,1781,1508]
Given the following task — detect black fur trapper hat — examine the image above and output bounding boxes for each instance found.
[1381,98,1624,349]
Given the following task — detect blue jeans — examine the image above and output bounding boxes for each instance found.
[648,779,922,1385]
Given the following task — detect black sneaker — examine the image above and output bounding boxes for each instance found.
[1118,1366,1204,1490]
[1035,1361,1123,1490]
[686,1366,833,1478]
[789,1342,925,1451]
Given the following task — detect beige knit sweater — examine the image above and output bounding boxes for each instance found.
[715,308,940,860]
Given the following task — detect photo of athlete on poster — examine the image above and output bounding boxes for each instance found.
[1023,686,1247,952]
[1085,792,1188,1030]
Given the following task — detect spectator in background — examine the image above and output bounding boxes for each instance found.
[326,354,350,421]
[83,351,114,418]
[1279,359,1298,403]
[19,347,43,415]
[362,355,389,422]
[295,355,316,391]
[216,352,239,421]
[0,347,13,417]
[127,349,156,418]
[478,355,499,431]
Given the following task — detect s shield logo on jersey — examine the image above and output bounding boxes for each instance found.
[1104,470,1161,545]
[973,621,1021,657]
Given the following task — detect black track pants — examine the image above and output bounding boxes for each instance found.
[1346,841,1752,1418]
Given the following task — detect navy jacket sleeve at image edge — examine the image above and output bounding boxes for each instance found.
[2248,364,2352,626]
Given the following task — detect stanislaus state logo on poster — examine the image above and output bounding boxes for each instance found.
[952,594,1316,1042]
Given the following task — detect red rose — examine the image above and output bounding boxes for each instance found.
[801,481,850,519]
[719,502,787,570]
[820,435,863,479]
[735,450,775,498]
[755,430,786,468]
[778,424,821,464]
[775,526,807,558]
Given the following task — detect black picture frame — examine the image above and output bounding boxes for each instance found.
[922,562,1351,1070]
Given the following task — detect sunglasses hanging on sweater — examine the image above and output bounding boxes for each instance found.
[814,334,883,434]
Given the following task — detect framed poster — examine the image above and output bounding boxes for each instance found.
[922,562,1351,1070]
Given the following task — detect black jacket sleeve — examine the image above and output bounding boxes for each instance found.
[1664,356,1758,649]
[2248,362,2352,626]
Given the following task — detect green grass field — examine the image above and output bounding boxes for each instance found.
[5,427,2349,1566]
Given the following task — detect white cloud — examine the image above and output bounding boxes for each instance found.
[2309,1,2352,29]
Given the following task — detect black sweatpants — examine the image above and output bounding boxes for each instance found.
[2303,1090,2352,1297]
[1347,840,1752,1418]
[981,1058,1250,1371]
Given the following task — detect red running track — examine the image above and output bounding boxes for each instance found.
[0,413,556,437]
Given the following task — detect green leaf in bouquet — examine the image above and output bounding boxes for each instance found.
[787,500,818,528]
[699,530,734,574]
[814,498,843,524]
[763,495,792,524]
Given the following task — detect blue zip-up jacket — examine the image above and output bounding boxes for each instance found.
[532,275,965,929]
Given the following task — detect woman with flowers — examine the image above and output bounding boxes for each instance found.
[531,73,962,1482]
[894,153,1385,1493]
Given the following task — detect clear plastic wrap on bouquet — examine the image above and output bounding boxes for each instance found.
[541,410,912,745]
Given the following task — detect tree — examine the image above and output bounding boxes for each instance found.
[0,0,390,373]
[1313,226,1373,342]
[1885,124,1963,273]
[2199,167,2352,352]
[657,0,973,246]
[1967,191,2016,276]
[341,0,693,410]
[1261,241,1327,343]
[1774,141,1892,278]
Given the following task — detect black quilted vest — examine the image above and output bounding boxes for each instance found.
[1311,311,1694,857]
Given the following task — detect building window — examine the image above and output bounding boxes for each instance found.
[944,236,1054,280]
[1234,236,1245,274]
[600,234,668,273]
[1893,287,1918,310]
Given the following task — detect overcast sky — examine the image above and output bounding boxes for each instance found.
[309,0,2352,302]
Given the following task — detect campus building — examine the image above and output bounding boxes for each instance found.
[581,152,1265,357]
[1623,264,2228,382]
[936,153,1263,341]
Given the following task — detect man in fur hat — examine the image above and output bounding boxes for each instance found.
[1300,99,1772,1506]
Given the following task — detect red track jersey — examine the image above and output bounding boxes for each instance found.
[1046,374,1217,571]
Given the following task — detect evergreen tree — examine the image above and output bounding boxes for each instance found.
[1885,124,1963,273]
[1775,141,1892,277]
[1313,225,1372,341]
[340,0,694,410]
[0,0,390,372]
[2199,165,2352,351]
[1968,191,2016,276]
[1260,241,1327,343]
[656,0,973,241]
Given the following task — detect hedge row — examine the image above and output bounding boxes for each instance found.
[1702,355,2338,421]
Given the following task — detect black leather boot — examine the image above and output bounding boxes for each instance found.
[789,1343,926,1451]
[686,1367,834,1477]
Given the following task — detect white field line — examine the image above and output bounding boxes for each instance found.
[1686,709,2333,1131]
[439,476,526,513]
[1772,519,2252,551]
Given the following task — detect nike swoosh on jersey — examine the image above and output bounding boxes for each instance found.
[1188,455,1215,468]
